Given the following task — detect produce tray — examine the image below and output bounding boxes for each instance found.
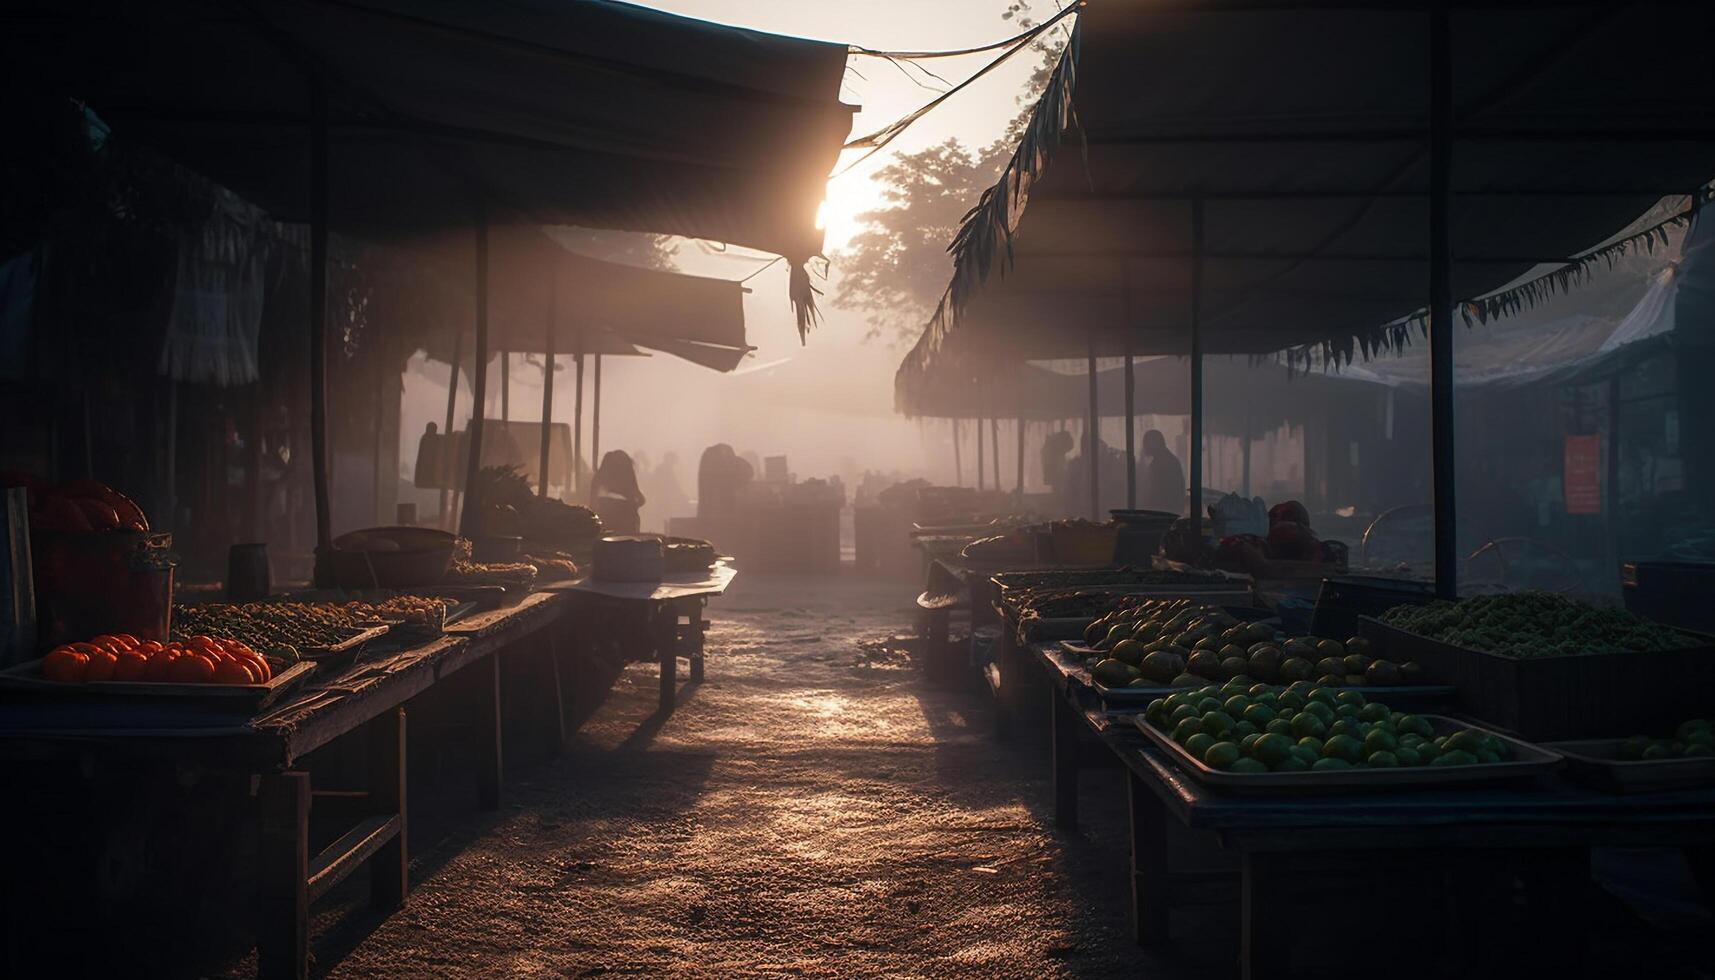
[1543,739,1715,795]
[1359,616,1715,740]
[1135,714,1562,793]
[296,624,392,668]
[1055,642,1458,706]
[0,658,315,714]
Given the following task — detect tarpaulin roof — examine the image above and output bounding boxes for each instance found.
[901,0,1715,395]
[8,0,855,319]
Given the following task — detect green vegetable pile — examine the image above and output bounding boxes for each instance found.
[1144,680,1508,772]
[1616,718,1715,760]
[1380,592,1695,658]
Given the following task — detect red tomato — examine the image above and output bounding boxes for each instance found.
[42,648,90,683]
[113,653,149,682]
[167,653,216,684]
[82,649,119,682]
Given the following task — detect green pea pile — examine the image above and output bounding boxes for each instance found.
[1381,592,1694,658]
[1144,680,1508,773]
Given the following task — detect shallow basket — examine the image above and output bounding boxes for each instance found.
[327,526,455,589]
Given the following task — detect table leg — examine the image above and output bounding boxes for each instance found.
[545,630,569,755]
[1127,770,1170,948]
[368,708,407,910]
[473,654,502,810]
[1050,688,1080,832]
[1240,851,1293,980]
[688,600,706,683]
[258,771,310,980]
[656,606,677,713]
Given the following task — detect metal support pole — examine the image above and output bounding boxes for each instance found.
[1015,380,1026,498]
[538,286,556,498]
[458,213,490,537]
[572,349,585,495]
[1086,332,1099,520]
[500,351,510,421]
[976,412,986,491]
[991,415,1001,492]
[308,78,332,581]
[1429,5,1458,600]
[1124,346,1137,509]
[439,330,461,527]
[1189,197,1206,541]
[591,353,603,481]
[953,418,963,486]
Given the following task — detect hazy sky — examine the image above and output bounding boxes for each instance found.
[401,1,1063,510]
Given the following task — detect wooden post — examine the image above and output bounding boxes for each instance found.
[439,329,462,528]
[458,213,490,537]
[473,654,502,809]
[990,415,1000,492]
[1241,402,1254,498]
[308,79,332,583]
[500,351,509,421]
[368,708,407,910]
[1429,5,1458,600]
[1086,331,1099,520]
[1606,376,1622,589]
[572,349,585,496]
[1125,346,1137,509]
[1189,197,1206,543]
[538,288,556,498]
[590,353,603,485]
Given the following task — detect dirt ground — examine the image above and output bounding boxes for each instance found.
[296,572,1162,978]
[291,571,1711,980]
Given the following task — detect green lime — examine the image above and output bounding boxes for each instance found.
[1277,692,1307,711]
[1232,720,1259,739]
[1366,750,1400,768]
[1243,704,1277,728]
[1291,713,1328,740]
[1475,749,1500,765]
[1171,718,1203,744]
[1362,729,1399,757]
[1311,757,1352,771]
[1322,734,1364,763]
[1335,690,1366,708]
[1677,719,1712,741]
[1328,719,1360,739]
[1302,700,1335,722]
[1185,732,1217,758]
[1290,744,1319,765]
[1223,695,1252,717]
[1265,717,1295,736]
[1684,743,1715,757]
[1229,757,1268,774]
[1240,732,1263,753]
[1252,733,1294,767]
[1398,715,1434,739]
[1394,746,1422,767]
[1273,756,1310,773]
[1359,703,1390,723]
[1254,692,1280,708]
[1308,688,1337,706]
[1642,743,1675,760]
[1431,749,1477,767]
[1335,703,1361,719]
[1203,741,1241,770]
[1201,711,1236,736]
[1686,729,1714,747]
[1296,735,1325,756]
[1170,704,1200,726]
[1444,730,1488,755]
[1248,683,1275,698]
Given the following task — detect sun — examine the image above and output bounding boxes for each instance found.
[816,165,891,251]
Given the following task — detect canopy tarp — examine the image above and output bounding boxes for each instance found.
[903,0,1715,391]
[9,0,855,316]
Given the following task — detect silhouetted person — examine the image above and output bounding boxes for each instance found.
[1041,430,1074,497]
[697,443,753,521]
[591,450,646,534]
[1141,429,1186,515]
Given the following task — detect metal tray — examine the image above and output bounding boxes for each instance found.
[1544,738,1715,794]
[1135,713,1563,793]
[1061,641,1457,707]
[0,658,316,714]
[297,624,392,661]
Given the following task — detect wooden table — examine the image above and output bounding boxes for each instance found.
[544,562,736,713]
[1023,641,1715,980]
[0,593,575,980]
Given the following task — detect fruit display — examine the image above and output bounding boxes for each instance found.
[4,475,150,533]
[447,538,539,589]
[1142,680,1510,772]
[40,632,275,685]
[1079,599,1426,690]
[172,602,386,659]
[1379,591,1697,657]
[1614,719,1715,760]
[960,530,1035,563]
[663,537,717,573]
[472,465,603,549]
[995,566,1230,594]
[524,552,582,582]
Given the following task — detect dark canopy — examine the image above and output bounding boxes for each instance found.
[8,0,854,272]
[905,0,1715,386]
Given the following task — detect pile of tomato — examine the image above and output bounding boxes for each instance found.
[41,633,275,685]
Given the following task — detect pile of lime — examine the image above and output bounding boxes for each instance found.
[1615,719,1715,760]
[1142,680,1509,773]
[1084,598,1425,689]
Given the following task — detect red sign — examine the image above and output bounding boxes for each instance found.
[1564,434,1602,515]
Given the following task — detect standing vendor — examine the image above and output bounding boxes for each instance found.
[591,450,646,534]
[697,443,753,521]
[1140,429,1187,515]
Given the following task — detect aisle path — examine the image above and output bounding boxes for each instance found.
[328,573,1156,978]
